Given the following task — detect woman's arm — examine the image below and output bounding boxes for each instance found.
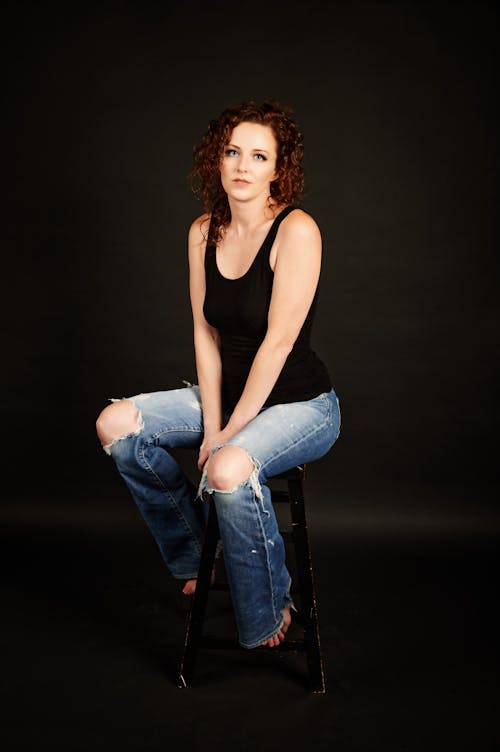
[222,209,323,438]
[188,215,223,443]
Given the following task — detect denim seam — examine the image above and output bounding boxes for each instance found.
[232,570,295,649]
[138,441,203,558]
[148,426,201,443]
[249,487,279,627]
[334,394,341,439]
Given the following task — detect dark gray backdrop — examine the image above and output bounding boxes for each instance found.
[5,0,499,531]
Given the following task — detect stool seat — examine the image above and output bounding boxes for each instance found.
[177,464,326,692]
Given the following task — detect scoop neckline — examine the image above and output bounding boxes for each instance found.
[214,206,293,282]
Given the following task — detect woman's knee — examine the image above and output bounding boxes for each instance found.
[207,445,255,491]
[96,400,142,446]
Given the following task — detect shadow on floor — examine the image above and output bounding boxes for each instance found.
[1,491,499,751]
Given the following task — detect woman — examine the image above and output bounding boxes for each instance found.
[96,99,341,650]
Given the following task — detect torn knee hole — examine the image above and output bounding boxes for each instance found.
[99,399,144,454]
[199,447,265,505]
[206,446,255,492]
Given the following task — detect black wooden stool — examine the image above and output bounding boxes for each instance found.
[177,464,326,693]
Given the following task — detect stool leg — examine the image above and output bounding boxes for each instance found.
[288,477,326,694]
[177,495,219,688]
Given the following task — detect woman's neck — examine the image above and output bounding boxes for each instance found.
[226,197,281,237]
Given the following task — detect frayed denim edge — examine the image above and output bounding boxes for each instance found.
[196,446,268,516]
[101,397,146,455]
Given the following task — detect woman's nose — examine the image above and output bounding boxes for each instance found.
[237,155,250,172]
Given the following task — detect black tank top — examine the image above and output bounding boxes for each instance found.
[203,206,333,414]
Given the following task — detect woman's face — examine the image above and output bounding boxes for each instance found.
[220,121,278,204]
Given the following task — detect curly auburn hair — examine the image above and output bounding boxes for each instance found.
[189,99,304,245]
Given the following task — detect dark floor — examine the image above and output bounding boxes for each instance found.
[2,487,499,752]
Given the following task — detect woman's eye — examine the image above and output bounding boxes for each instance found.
[224,149,267,161]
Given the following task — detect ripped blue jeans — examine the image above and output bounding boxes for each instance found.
[102,384,341,649]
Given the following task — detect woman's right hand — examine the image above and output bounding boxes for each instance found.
[197,438,211,472]
[197,433,219,472]
[197,428,230,471]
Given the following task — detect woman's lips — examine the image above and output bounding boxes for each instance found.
[233,179,250,184]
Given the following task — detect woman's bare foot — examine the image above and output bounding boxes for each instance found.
[182,569,216,596]
[261,607,291,647]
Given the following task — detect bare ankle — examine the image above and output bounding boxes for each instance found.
[181,568,216,596]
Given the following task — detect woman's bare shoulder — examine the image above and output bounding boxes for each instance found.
[188,212,211,246]
[280,207,321,241]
